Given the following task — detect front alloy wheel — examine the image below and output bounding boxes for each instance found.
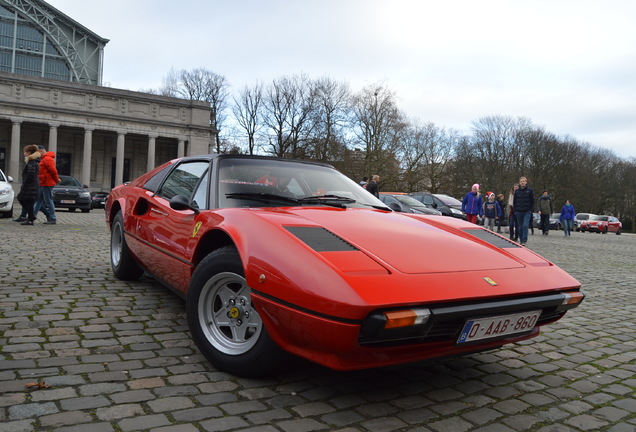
[187,246,284,377]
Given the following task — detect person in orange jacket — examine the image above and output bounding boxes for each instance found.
[34,145,61,224]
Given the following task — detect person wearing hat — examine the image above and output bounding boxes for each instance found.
[33,144,61,224]
[462,183,482,224]
[481,192,502,231]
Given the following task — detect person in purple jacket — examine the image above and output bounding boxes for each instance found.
[560,200,576,236]
[462,183,482,224]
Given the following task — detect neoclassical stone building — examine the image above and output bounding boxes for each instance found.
[0,0,213,191]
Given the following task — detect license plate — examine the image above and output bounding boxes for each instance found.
[61,200,75,204]
[457,310,540,344]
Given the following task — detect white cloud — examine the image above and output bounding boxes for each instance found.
[48,0,636,158]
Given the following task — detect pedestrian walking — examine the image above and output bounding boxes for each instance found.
[16,145,40,226]
[507,183,519,241]
[538,190,554,235]
[366,175,380,198]
[560,200,576,236]
[462,184,482,224]
[359,176,368,189]
[513,176,534,246]
[481,192,502,231]
[33,145,61,224]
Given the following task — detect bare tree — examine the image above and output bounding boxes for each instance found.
[350,82,404,177]
[158,68,229,152]
[232,82,263,155]
[262,74,316,158]
[305,77,351,162]
[398,122,459,193]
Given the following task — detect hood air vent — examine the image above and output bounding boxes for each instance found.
[285,226,358,252]
[463,228,521,249]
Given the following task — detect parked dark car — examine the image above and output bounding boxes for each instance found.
[91,191,110,209]
[53,175,92,213]
[379,193,442,215]
[408,192,466,219]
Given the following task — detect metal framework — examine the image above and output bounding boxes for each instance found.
[0,0,108,84]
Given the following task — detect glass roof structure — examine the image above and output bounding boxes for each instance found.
[0,0,108,84]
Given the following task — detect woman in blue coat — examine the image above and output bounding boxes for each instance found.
[462,183,482,224]
[560,200,576,236]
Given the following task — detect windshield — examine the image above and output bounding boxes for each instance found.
[551,213,560,219]
[396,195,428,208]
[58,176,82,187]
[591,215,608,221]
[218,158,388,209]
[433,194,462,206]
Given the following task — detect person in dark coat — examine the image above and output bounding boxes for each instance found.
[366,175,380,198]
[513,176,534,246]
[17,144,41,225]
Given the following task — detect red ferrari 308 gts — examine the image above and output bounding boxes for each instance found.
[105,154,584,377]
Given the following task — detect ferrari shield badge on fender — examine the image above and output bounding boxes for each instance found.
[483,277,498,286]
[192,221,202,238]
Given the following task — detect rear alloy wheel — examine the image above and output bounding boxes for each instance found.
[616,228,622,235]
[187,246,285,377]
[110,211,144,280]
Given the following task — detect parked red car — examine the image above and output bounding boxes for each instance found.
[105,154,584,377]
[579,215,622,235]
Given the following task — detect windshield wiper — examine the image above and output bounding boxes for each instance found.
[225,192,301,205]
[226,192,358,209]
[297,194,357,208]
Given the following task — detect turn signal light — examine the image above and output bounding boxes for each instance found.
[383,308,431,329]
[562,291,585,305]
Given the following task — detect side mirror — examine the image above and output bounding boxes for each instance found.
[170,195,199,213]
[389,202,402,212]
[7,176,13,183]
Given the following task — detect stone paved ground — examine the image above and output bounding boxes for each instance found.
[1,207,635,432]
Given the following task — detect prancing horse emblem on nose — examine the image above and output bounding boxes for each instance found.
[483,277,498,286]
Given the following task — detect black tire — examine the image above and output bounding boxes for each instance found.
[187,246,285,377]
[81,208,91,213]
[110,211,143,280]
[616,228,621,236]
[0,207,12,218]
[602,227,608,234]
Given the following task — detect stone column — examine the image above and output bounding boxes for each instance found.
[115,132,125,187]
[82,128,93,187]
[178,139,185,158]
[9,119,21,180]
[48,124,59,154]
[147,135,157,172]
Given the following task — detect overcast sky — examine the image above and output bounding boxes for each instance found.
[47,0,636,158]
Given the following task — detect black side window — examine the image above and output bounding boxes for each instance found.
[143,165,171,193]
[159,161,210,202]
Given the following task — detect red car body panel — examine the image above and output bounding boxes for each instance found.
[106,155,583,371]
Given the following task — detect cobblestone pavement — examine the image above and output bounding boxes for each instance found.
[1,208,635,432]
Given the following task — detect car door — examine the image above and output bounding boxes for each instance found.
[608,217,620,232]
[135,160,210,290]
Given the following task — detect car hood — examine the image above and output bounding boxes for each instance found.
[251,208,526,274]
[54,185,87,192]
